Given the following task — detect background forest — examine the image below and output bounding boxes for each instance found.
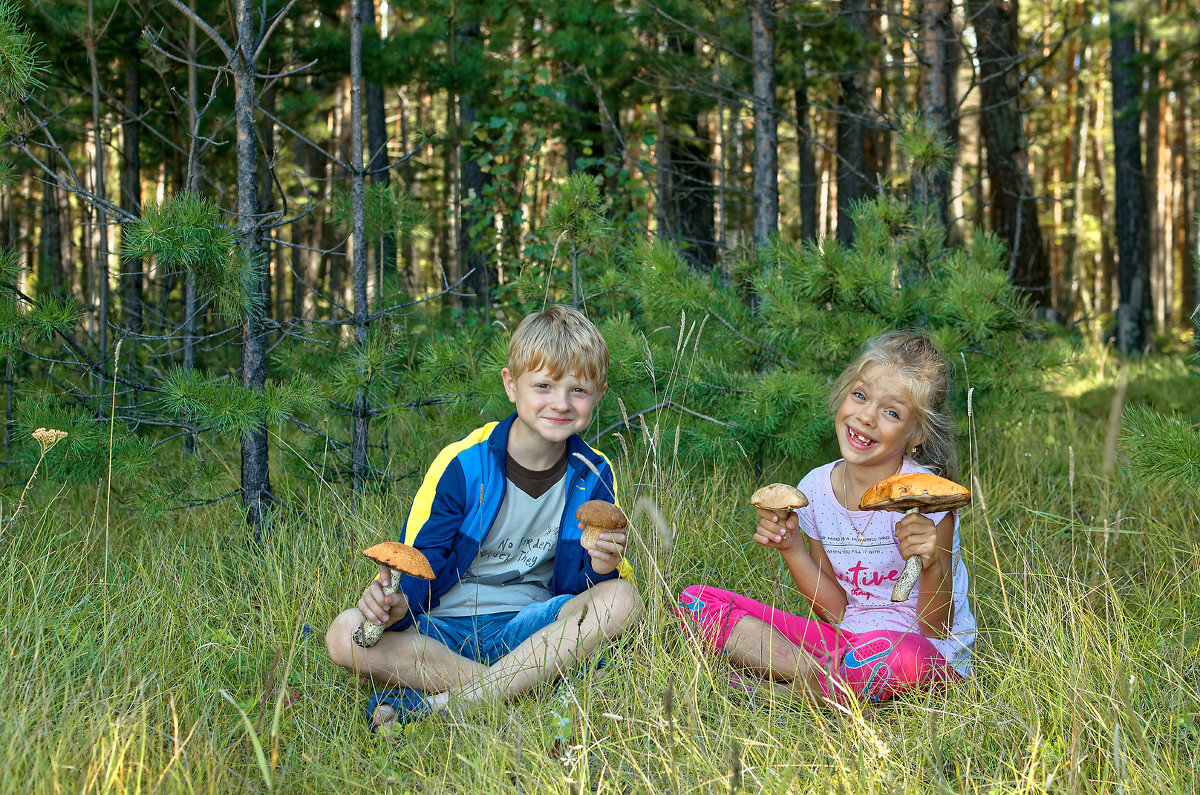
[1,0,1199,792]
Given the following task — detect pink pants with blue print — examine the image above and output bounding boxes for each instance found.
[677,585,959,701]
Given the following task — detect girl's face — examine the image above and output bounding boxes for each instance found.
[834,364,923,473]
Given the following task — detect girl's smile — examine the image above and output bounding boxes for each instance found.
[834,364,921,474]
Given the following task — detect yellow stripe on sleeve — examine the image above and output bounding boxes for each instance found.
[402,422,499,546]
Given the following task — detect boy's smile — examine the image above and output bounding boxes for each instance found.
[502,365,605,468]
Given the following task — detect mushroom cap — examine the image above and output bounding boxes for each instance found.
[750,483,809,512]
[858,472,971,513]
[576,500,628,530]
[362,541,436,579]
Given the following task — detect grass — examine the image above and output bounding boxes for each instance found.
[1,351,1198,793]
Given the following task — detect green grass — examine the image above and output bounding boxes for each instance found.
[1,353,1198,793]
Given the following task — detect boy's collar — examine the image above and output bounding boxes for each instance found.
[488,412,601,469]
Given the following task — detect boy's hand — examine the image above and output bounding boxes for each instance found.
[585,525,628,575]
[895,512,939,568]
[753,506,801,551]
[357,564,410,627]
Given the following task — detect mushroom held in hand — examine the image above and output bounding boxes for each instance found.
[750,483,809,523]
[353,542,436,648]
[576,500,627,551]
[858,472,971,602]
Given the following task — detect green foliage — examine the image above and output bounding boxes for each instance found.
[12,394,155,485]
[329,182,431,242]
[122,194,258,319]
[157,367,322,436]
[0,1,44,108]
[898,112,954,173]
[576,192,1054,469]
[1119,404,1200,492]
[545,172,604,253]
[0,249,84,358]
[406,185,1056,479]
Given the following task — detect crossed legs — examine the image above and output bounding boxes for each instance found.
[326,578,641,722]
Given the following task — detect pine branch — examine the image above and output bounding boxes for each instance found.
[1119,405,1200,491]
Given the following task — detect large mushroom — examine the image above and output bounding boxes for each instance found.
[353,541,436,648]
[576,500,628,551]
[750,483,809,524]
[858,472,971,602]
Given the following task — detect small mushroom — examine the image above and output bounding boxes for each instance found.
[750,483,809,524]
[858,472,971,602]
[576,500,627,551]
[353,541,436,648]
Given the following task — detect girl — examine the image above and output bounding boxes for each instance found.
[678,330,975,702]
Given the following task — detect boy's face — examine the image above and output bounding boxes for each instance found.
[501,364,606,449]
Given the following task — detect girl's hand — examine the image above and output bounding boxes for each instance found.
[753,506,801,550]
[895,512,940,568]
[357,565,410,627]
[586,525,628,575]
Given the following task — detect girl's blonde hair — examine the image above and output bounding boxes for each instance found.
[828,329,958,481]
[508,304,609,386]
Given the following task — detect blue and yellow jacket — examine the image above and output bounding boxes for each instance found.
[389,413,629,631]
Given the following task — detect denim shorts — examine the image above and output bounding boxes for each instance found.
[412,593,576,665]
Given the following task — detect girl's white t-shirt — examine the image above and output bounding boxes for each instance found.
[795,459,976,677]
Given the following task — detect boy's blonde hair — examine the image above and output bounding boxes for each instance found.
[829,329,958,481]
[508,305,609,386]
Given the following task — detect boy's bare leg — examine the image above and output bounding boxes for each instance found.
[721,615,822,696]
[325,608,488,692]
[439,578,641,707]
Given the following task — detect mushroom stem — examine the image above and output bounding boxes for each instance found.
[891,507,922,602]
[353,567,399,648]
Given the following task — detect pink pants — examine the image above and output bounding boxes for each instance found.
[677,585,959,702]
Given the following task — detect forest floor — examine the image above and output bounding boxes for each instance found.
[1,349,1197,794]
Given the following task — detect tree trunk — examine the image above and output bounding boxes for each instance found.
[1109,0,1152,352]
[913,0,952,225]
[183,3,200,453]
[795,76,818,244]
[38,180,64,297]
[259,83,278,328]
[836,0,875,244]
[968,0,1051,307]
[458,21,496,313]
[1059,1,1088,324]
[350,0,370,492]
[749,0,778,247]
[120,40,143,335]
[1145,34,1164,333]
[1179,100,1197,355]
[86,0,110,362]
[232,0,273,535]
[360,0,395,289]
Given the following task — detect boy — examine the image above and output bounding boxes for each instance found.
[326,305,640,730]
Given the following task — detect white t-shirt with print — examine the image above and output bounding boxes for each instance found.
[795,459,976,677]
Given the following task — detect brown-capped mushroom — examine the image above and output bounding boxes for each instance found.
[750,483,809,524]
[858,472,971,602]
[576,500,627,551]
[353,542,436,648]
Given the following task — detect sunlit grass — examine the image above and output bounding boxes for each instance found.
[1,351,1198,793]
